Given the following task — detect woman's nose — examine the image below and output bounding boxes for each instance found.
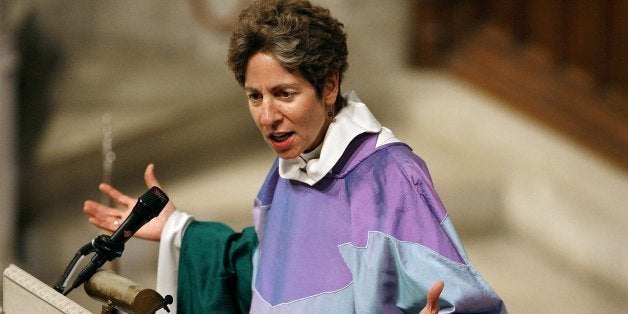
[260,99,281,127]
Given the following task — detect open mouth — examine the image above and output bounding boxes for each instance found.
[269,132,294,142]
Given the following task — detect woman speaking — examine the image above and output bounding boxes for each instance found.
[84,0,506,312]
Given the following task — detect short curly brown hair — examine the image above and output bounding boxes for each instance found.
[227,0,349,108]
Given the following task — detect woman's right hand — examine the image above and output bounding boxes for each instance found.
[83,163,175,241]
[419,281,444,314]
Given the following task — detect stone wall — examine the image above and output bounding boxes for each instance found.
[0,0,18,303]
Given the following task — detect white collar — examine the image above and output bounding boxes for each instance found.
[278,91,396,185]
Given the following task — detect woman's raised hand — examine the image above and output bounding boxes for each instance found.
[83,163,175,241]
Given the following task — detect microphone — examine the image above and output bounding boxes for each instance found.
[61,186,169,295]
[109,186,169,243]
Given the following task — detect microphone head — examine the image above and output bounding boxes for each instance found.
[136,186,169,219]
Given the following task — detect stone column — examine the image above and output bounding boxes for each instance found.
[0,0,17,292]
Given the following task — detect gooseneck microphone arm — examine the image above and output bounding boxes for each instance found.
[52,242,96,294]
[53,186,169,296]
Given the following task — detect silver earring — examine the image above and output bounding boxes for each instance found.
[327,107,334,117]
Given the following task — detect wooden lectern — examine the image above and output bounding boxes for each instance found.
[2,264,171,313]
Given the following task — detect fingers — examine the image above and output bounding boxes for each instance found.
[144,163,162,188]
[99,183,135,208]
[83,200,125,232]
[144,163,175,215]
[424,280,444,314]
[83,200,124,220]
[428,280,444,303]
[419,280,444,314]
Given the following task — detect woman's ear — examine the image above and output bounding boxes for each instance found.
[323,72,340,105]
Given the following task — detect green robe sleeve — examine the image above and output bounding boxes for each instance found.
[177,221,258,313]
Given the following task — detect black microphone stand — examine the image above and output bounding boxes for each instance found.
[53,234,124,296]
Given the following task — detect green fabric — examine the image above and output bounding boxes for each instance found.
[177,221,258,313]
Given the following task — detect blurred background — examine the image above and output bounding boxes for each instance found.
[1,0,627,313]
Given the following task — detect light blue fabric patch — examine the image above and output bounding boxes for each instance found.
[338,226,506,313]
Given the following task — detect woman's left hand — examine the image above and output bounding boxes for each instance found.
[419,280,444,314]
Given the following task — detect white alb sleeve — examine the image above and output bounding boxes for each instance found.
[156,210,194,313]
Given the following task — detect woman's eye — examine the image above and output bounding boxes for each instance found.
[248,93,261,102]
[277,91,294,99]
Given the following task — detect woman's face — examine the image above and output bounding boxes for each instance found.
[244,52,337,159]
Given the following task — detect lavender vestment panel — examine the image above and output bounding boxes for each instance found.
[251,133,505,312]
